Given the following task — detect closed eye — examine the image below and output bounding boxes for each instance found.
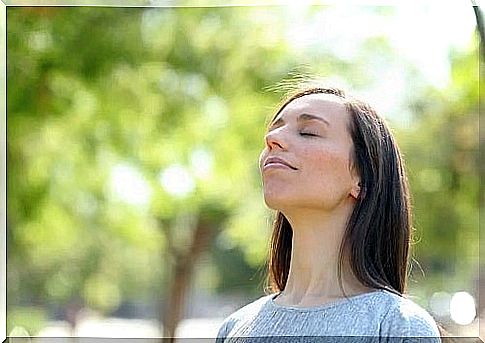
[300,132,319,137]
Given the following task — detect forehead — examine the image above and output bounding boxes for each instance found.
[275,93,348,122]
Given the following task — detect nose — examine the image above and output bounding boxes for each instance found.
[265,128,287,151]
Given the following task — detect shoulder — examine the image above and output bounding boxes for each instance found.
[216,293,274,340]
[223,293,274,322]
[378,290,440,337]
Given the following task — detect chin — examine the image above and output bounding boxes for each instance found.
[263,193,292,211]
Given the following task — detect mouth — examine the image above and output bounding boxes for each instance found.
[263,157,297,170]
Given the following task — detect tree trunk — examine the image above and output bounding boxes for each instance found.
[160,216,214,343]
[65,300,82,336]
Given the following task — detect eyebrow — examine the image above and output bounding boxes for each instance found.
[269,113,330,129]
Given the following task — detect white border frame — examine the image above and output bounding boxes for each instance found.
[1,0,5,342]
[0,2,480,343]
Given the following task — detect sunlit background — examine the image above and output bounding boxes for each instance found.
[6,1,480,339]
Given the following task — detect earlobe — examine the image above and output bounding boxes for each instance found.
[348,160,361,200]
[350,182,361,200]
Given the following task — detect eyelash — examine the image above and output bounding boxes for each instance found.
[300,132,319,137]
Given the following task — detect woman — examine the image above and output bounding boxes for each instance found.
[216,85,441,340]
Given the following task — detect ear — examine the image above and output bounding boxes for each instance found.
[349,165,361,200]
[349,159,361,200]
[350,181,361,200]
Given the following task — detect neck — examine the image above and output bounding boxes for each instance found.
[276,206,372,307]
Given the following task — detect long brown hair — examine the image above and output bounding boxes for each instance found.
[265,86,411,297]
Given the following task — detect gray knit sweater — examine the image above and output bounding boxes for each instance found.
[216,289,441,342]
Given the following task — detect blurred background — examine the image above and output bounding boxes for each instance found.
[6,2,480,339]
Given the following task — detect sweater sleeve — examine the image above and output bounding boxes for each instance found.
[379,300,441,342]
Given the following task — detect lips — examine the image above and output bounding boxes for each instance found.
[264,156,297,170]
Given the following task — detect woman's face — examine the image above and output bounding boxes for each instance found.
[259,93,360,213]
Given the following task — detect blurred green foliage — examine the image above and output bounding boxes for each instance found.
[7,307,47,336]
[6,5,478,335]
[399,40,479,305]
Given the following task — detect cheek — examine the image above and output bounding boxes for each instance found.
[304,146,353,188]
